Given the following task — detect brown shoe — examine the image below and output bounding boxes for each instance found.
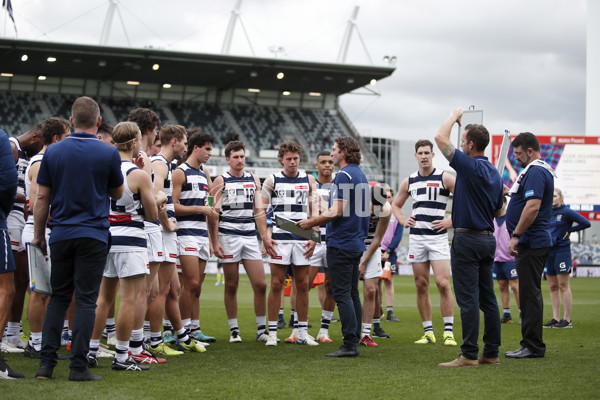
[478,355,500,365]
[438,354,478,367]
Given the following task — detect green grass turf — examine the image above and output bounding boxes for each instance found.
[3,275,599,399]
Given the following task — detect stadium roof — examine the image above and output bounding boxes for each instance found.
[0,39,395,95]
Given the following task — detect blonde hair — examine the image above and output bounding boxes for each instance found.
[113,121,141,152]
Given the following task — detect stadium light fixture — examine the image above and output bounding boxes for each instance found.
[127,81,140,86]
[1,73,14,77]
[276,72,284,80]
[163,83,172,89]
[21,55,28,62]
[38,76,47,81]
[153,64,160,71]
[370,79,377,85]
[282,91,291,96]
[248,88,260,93]
[47,57,57,62]
[308,92,321,97]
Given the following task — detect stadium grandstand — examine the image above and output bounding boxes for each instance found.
[0,38,395,181]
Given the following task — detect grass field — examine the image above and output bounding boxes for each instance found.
[3,274,599,399]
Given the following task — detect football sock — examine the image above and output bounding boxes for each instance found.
[423,321,433,333]
[256,316,266,336]
[362,323,372,337]
[443,317,454,333]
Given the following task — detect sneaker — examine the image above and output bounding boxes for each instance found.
[285,329,298,343]
[501,317,513,324]
[148,342,183,357]
[177,338,207,353]
[66,341,71,351]
[106,334,117,347]
[387,313,400,322]
[191,331,216,343]
[554,319,573,329]
[61,332,70,346]
[360,335,378,347]
[87,353,98,368]
[129,349,166,364]
[24,343,41,358]
[372,327,390,339]
[543,318,559,328]
[296,337,319,346]
[0,356,25,379]
[1,341,24,354]
[287,317,295,328]
[415,332,436,344]
[98,346,115,358]
[316,332,333,343]
[163,331,177,345]
[17,335,28,349]
[230,331,242,343]
[331,316,340,323]
[443,332,457,346]
[256,332,269,342]
[265,335,278,347]
[277,320,286,330]
[112,356,149,371]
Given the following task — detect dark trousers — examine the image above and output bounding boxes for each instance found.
[327,246,362,349]
[451,233,501,360]
[515,243,549,355]
[41,238,107,371]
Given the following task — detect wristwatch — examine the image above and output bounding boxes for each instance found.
[511,233,521,239]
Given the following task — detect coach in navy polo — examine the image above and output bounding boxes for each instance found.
[297,136,369,358]
[33,97,124,381]
[505,132,555,359]
[435,108,504,367]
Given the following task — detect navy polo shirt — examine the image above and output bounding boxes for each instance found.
[326,163,369,252]
[450,150,503,231]
[506,165,554,248]
[37,132,123,244]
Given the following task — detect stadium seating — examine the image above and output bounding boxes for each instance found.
[0,91,381,175]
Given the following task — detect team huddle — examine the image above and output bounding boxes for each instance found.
[0,99,585,379]
[0,96,401,380]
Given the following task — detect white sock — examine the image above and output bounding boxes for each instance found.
[31,332,42,351]
[362,323,372,337]
[423,321,433,333]
[443,317,454,333]
[228,318,239,332]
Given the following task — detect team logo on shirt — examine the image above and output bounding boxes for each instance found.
[228,188,237,197]
[192,182,200,191]
[427,183,440,187]
[277,189,286,197]
[295,185,308,190]
[525,190,534,198]
[557,214,563,221]
[243,183,255,189]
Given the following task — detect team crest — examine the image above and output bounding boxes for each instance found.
[277,189,286,197]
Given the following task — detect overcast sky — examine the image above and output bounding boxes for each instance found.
[3,0,588,142]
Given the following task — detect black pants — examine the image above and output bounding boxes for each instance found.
[327,246,362,349]
[515,243,549,355]
[451,233,501,359]
[41,238,107,371]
